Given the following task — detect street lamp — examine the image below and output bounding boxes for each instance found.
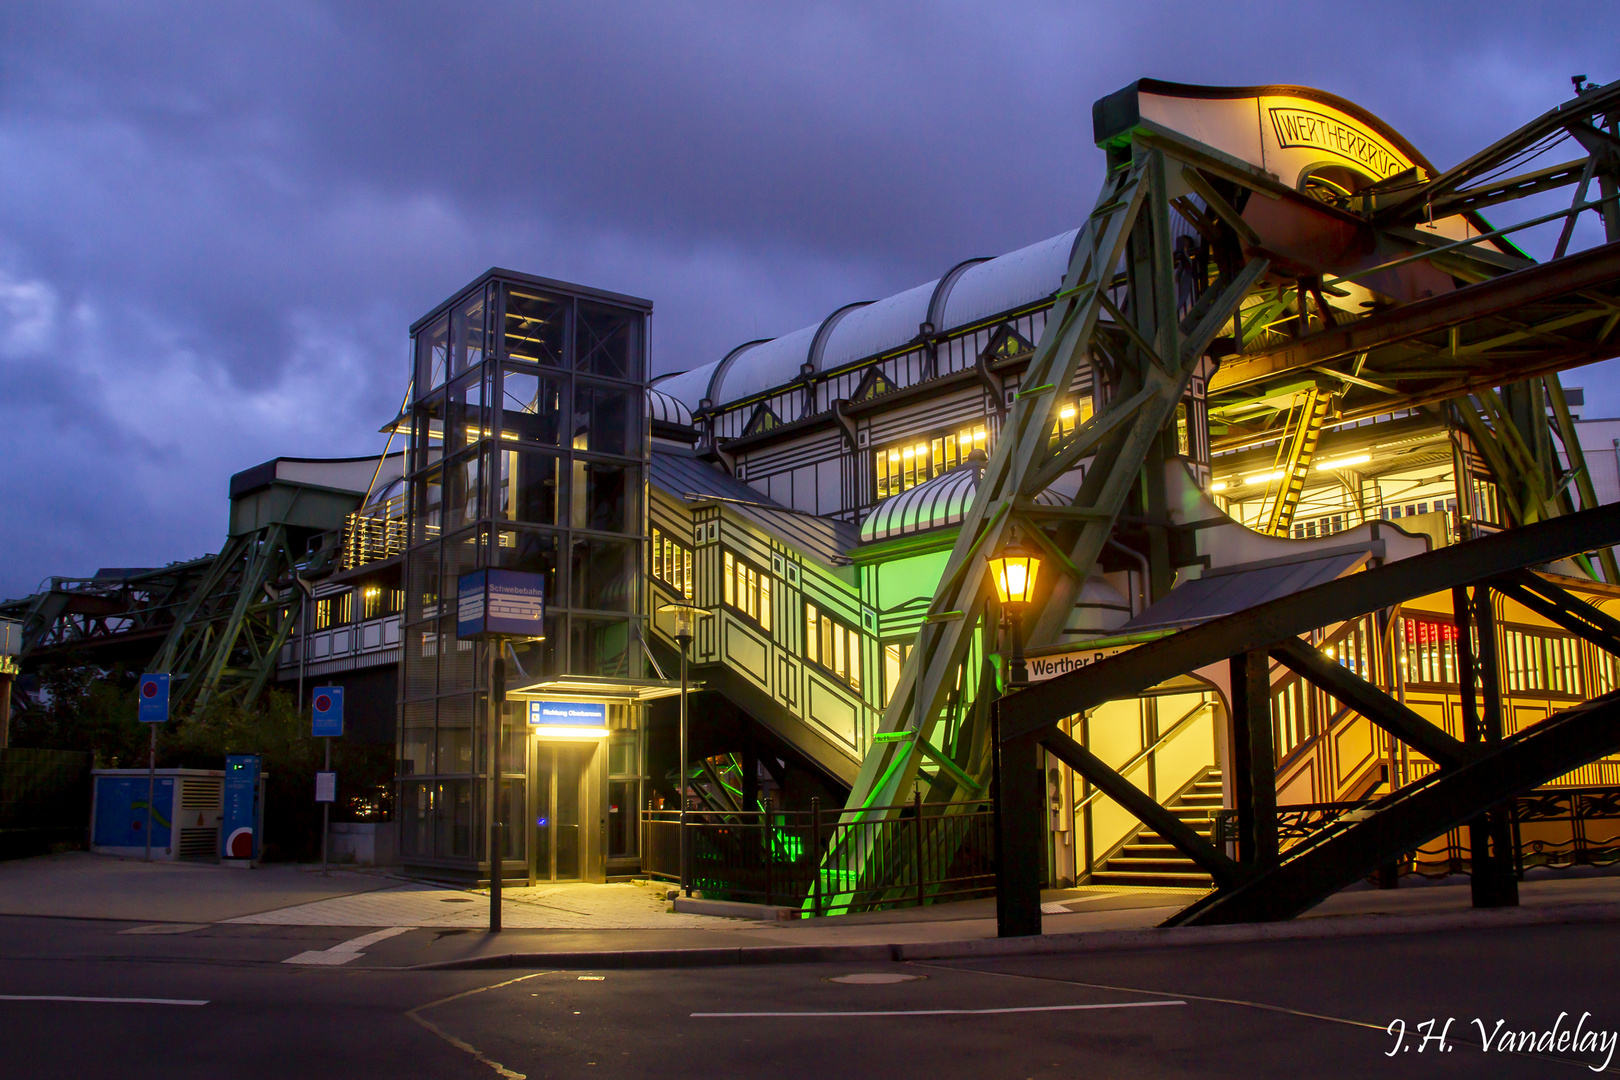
[987,535,1041,687]
[987,532,1044,939]
[658,602,709,898]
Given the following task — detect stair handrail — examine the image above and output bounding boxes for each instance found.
[1073,700,1214,814]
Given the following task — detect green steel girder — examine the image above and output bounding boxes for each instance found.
[150,524,331,715]
[826,127,1268,911]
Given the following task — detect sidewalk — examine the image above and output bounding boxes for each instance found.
[7,851,1620,970]
[0,851,397,923]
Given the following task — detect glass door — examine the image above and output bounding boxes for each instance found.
[528,742,589,882]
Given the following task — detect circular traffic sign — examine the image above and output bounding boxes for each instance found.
[141,681,159,699]
[314,694,332,713]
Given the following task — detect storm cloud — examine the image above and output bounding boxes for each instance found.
[1,1,1615,598]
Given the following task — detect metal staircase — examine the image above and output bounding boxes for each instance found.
[1090,767,1220,888]
[1260,385,1333,537]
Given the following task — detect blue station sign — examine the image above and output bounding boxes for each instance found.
[457,569,546,640]
[527,700,607,729]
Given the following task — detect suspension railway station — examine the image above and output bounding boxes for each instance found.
[7,76,1620,928]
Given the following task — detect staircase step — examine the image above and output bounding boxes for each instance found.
[1136,825,1213,841]
[1089,870,1213,888]
[1091,768,1226,889]
[1104,857,1203,873]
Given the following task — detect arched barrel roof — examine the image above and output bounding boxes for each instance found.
[671,225,1087,414]
[940,228,1081,332]
[817,280,936,372]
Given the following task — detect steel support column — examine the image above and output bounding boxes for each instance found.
[1229,650,1278,866]
[993,703,1043,937]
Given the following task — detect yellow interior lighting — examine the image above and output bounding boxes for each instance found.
[532,726,611,740]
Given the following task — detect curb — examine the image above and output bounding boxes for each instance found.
[407,899,1620,971]
[671,897,798,921]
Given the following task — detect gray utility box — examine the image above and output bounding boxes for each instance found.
[328,821,396,866]
[91,769,224,861]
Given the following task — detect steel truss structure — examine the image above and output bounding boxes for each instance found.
[148,525,336,715]
[837,78,1620,921]
[2,509,343,717]
[998,502,1620,926]
[0,558,215,666]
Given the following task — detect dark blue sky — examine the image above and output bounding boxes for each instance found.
[1,1,1617,600]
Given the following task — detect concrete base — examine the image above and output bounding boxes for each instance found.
[672,896,799,921]
[328,822,396,867]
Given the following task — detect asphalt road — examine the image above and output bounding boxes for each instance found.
[3,915,1618,1078]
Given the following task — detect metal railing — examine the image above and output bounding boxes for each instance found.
[1212,784,1620,879]
[341,495,408,570]
[642,795,997,916]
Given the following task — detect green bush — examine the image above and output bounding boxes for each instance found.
[13,666,393,862]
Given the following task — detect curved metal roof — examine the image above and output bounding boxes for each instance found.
[653,360,722,411]
[711,323,819,408]
[817,280,936,372]
[676,225,1086,415]
[859,453,1061,543]
[647,385,694,427]
[940,228,1081,332]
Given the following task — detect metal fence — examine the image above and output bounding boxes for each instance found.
[1213,785,1620,879]
[0,748,91,858]
[643,795,997,916]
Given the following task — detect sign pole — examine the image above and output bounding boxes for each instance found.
[144,723,156,863]
[454,569,543,933]
[136,673,170,862]
[321,735,331,875]
[311,686,343,875]
[488,642,505,933]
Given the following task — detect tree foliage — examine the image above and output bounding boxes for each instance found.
[12,665,393,862]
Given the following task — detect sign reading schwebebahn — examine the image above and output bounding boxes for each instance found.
[456,569,546,640]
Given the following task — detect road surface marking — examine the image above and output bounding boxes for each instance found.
[922,962,1609,1073]
[283,925,413,965]
[407,970,555,1080]
[692,1000,1186,1017]
[0,995,207,1006]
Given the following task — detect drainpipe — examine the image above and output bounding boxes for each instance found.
[1105,539,1150,617]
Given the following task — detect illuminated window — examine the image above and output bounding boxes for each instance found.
[1502,628,1581,697]
[875,423,989,499]
[722,549,772,631]
[1398,617,1458,686]
[1271,677,1314,760]
[806,602,861,693]
[882,640,913,706]
[355,587,404,620]
[314,593,352,630]
[651,527,694,601]
[1048,397,1093,445]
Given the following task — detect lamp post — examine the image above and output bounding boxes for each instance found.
[986,533,1043,938]
[659,603,707,898]
[988,536,1040,688]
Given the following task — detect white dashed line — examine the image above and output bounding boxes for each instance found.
[692,1000,1187,1018]
[0,995,208,1006]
